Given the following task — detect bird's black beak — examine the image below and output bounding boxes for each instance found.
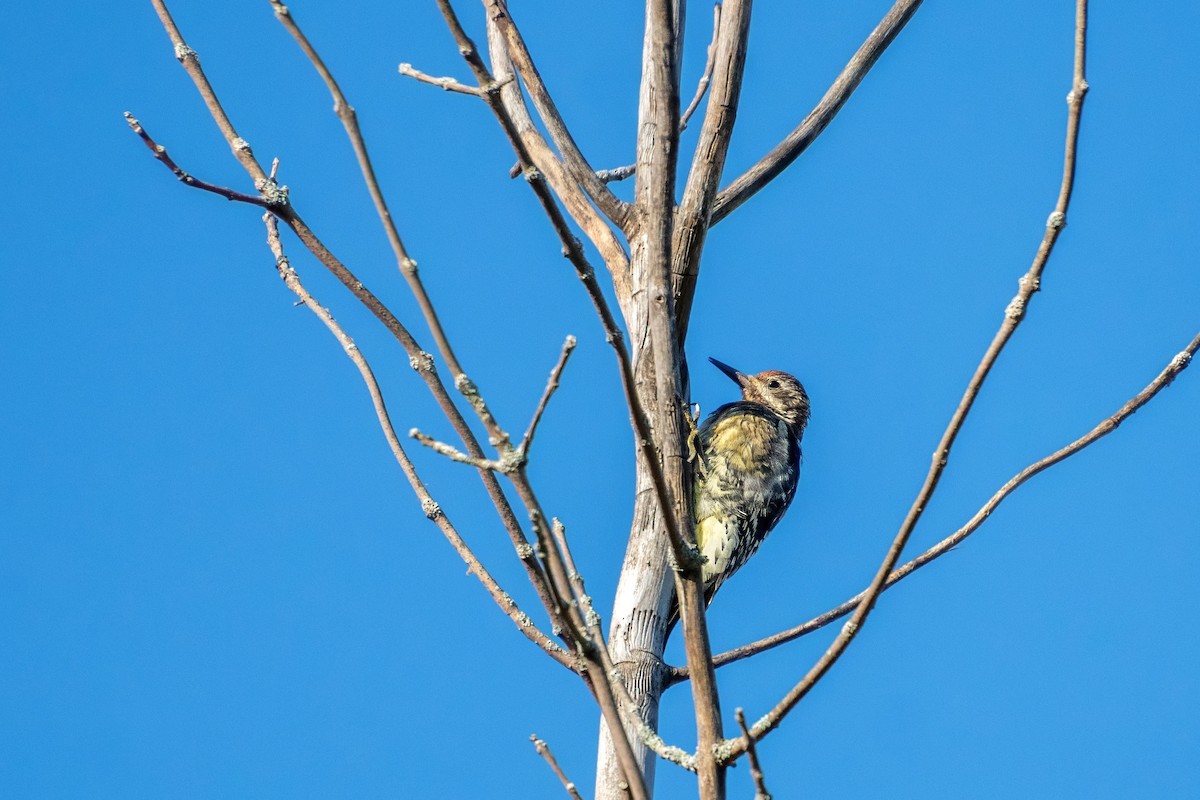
[708,357,749,387]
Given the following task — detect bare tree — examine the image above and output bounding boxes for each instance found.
[128,1,1198,798]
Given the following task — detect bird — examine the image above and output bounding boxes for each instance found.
[669,357,810,631]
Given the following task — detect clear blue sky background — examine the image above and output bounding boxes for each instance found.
[2,2,1197,798]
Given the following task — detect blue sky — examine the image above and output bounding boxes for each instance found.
[2,2,1198,798]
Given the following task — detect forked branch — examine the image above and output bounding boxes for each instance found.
[521,336,577,456]
[125,113,278,207]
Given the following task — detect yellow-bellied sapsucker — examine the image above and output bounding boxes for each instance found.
[671,357,810,629]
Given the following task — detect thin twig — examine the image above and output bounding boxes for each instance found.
[672,0,753,345]
[531,735,586,800]
[269,0,479,412]
[149,1,271,188]
[409,429,510,472]
[667,328,1200,680]
[262,213,574,670]
[735,709,771,800]
[398,62,482,95]
[711,0,924,224]
[679,3,722,133]
[124,113,277,207]
[551,520,589,623]
[520,336,577,456]
[595,164,638,184]
[715,0,1089,761]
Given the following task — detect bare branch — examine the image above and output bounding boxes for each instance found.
[124,113,279,208]
[717,0,1089,760]
[735,709,771,800]
[483,0,631,228]
[711,0,924,225]
[521,336,577,457]
[263,213,573,671]
[398,62,482,95]
[149,0,271,187]
[667,327,1199,679]
[595,164,638,185]
[531,735,586,800]
[409,429,510,472]
[680,3,722,133]
[672,0,753,343]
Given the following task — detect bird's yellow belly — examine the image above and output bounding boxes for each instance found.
[707,415,778,471]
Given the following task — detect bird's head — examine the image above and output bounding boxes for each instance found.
[709,357,810,434]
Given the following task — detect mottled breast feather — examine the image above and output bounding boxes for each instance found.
[692,400,801,604]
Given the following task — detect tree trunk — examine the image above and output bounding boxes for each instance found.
[594,472,672,797]
[594,233,679,797]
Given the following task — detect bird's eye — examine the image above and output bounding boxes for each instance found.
[767,379,780,389]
